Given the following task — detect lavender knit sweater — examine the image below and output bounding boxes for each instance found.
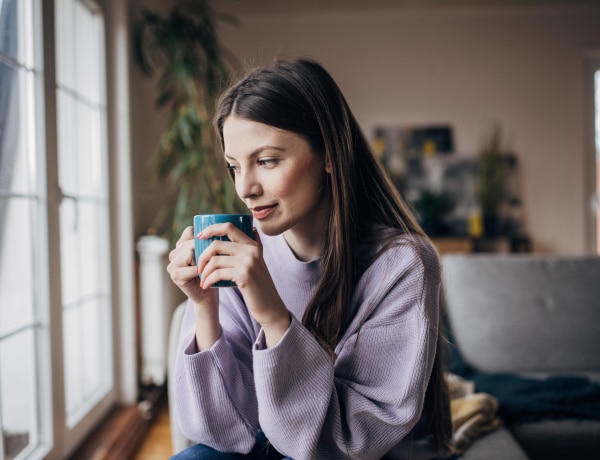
[172,227,442,460]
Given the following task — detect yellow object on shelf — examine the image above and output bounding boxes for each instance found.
[468,211,483,238]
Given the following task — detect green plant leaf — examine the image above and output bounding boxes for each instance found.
[135,0,243,244]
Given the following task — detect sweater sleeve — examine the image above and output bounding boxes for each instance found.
[253,239,441,460]
[171,291,261,453]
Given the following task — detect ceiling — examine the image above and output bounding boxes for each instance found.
[216,0,600,15]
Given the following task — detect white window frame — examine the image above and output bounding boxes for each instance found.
[0,0,137,458]
[584,52,600,254]
[46,0,137,457]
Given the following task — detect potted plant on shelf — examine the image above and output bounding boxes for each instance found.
[475,124,509,236]
[133,0,242,244]
[412,188,454,236]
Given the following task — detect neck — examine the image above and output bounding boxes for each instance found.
[283,230,325,262]
[283,200,331,262]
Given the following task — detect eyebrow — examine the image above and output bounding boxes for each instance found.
[224,145,285,162]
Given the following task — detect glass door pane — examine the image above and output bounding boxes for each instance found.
[55,0,113,428]
[0,330,38,459]
[0,0,49,458]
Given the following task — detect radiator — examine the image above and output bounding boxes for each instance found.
[136,235,171,386]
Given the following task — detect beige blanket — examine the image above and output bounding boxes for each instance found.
[446,373,502,454]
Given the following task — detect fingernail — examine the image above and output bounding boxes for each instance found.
[196,231,203,238]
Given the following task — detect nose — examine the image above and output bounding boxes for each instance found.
[236,169,262,200]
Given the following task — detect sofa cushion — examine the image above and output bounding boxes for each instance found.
[442,254,600,373]
[459,426,530,460]
[508,419,600,460]
[519,371,600,384]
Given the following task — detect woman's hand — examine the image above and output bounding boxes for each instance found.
[167,226,210,303]
[198,223,291,347]
[167,226,220,350]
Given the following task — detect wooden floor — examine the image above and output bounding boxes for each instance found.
[133,398,173,459]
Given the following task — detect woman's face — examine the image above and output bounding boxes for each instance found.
[223,115,331,253]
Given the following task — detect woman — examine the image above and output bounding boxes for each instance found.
[167,58,452,460]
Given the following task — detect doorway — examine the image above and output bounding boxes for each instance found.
[585,56,600,254]
[595,69,600,254]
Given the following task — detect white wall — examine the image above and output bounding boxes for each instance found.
[213,4,600,254]
[130,1,600,254]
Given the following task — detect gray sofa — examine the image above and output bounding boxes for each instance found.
[167,254,600,459]
[442,254,600,459]
[168,300,192,455]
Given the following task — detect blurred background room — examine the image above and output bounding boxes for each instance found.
[1,0,600,459]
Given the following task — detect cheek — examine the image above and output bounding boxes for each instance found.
[288,157,327,189]
[297,166,328,196]
[268,172,294,199]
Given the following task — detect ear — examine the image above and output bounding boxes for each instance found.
[325,157,332,174]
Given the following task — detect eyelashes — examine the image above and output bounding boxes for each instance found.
[257,158,278,167]
[226,158,279,174]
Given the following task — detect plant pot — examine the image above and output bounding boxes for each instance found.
[483,214,504,237]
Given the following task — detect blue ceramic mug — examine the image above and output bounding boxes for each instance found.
[193,214,253,287]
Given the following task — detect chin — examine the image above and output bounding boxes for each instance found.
[256,219,290,237]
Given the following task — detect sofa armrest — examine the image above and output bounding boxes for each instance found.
[167,300,193,454]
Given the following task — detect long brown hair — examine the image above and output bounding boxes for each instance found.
[215,58,450,452]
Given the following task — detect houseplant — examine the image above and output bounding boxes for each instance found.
[412,188,453,236]
[134,0,243,244]
[475,125,508,236]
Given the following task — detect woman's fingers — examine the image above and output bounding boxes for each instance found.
[167,226,211,299]
[196,226,258,269]
[167,242,197,282]
[169,264,200,289]
[197,222,253,243]
[176,225,195,246]
[197,245,254,288]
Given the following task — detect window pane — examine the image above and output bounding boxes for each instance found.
[60,199,110,307]
[57,94,106,198]
[0,0,48,457]
[78,201,109,296]
[59,198,79,307]
[0,63,37,196]
[0,0,18,63]
[54,0,76,92]
[74,0,98,102]
[61,197,112,427]
[0,197,35,336]
[56,91,77,195]
[77,103,104,197]
[60,194,113,428]
[0,0,35,67]
[63,305,83,417]
[63,296,111,427]
[1,328,38,460]
[0,61,19,193]
[81,297,106,396]
[56,0,112,428]
[56,0,103,104]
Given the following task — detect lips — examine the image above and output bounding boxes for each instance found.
[250,204,277,220]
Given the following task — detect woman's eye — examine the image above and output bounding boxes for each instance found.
[258,158,277,167]
[226,164,239,174]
